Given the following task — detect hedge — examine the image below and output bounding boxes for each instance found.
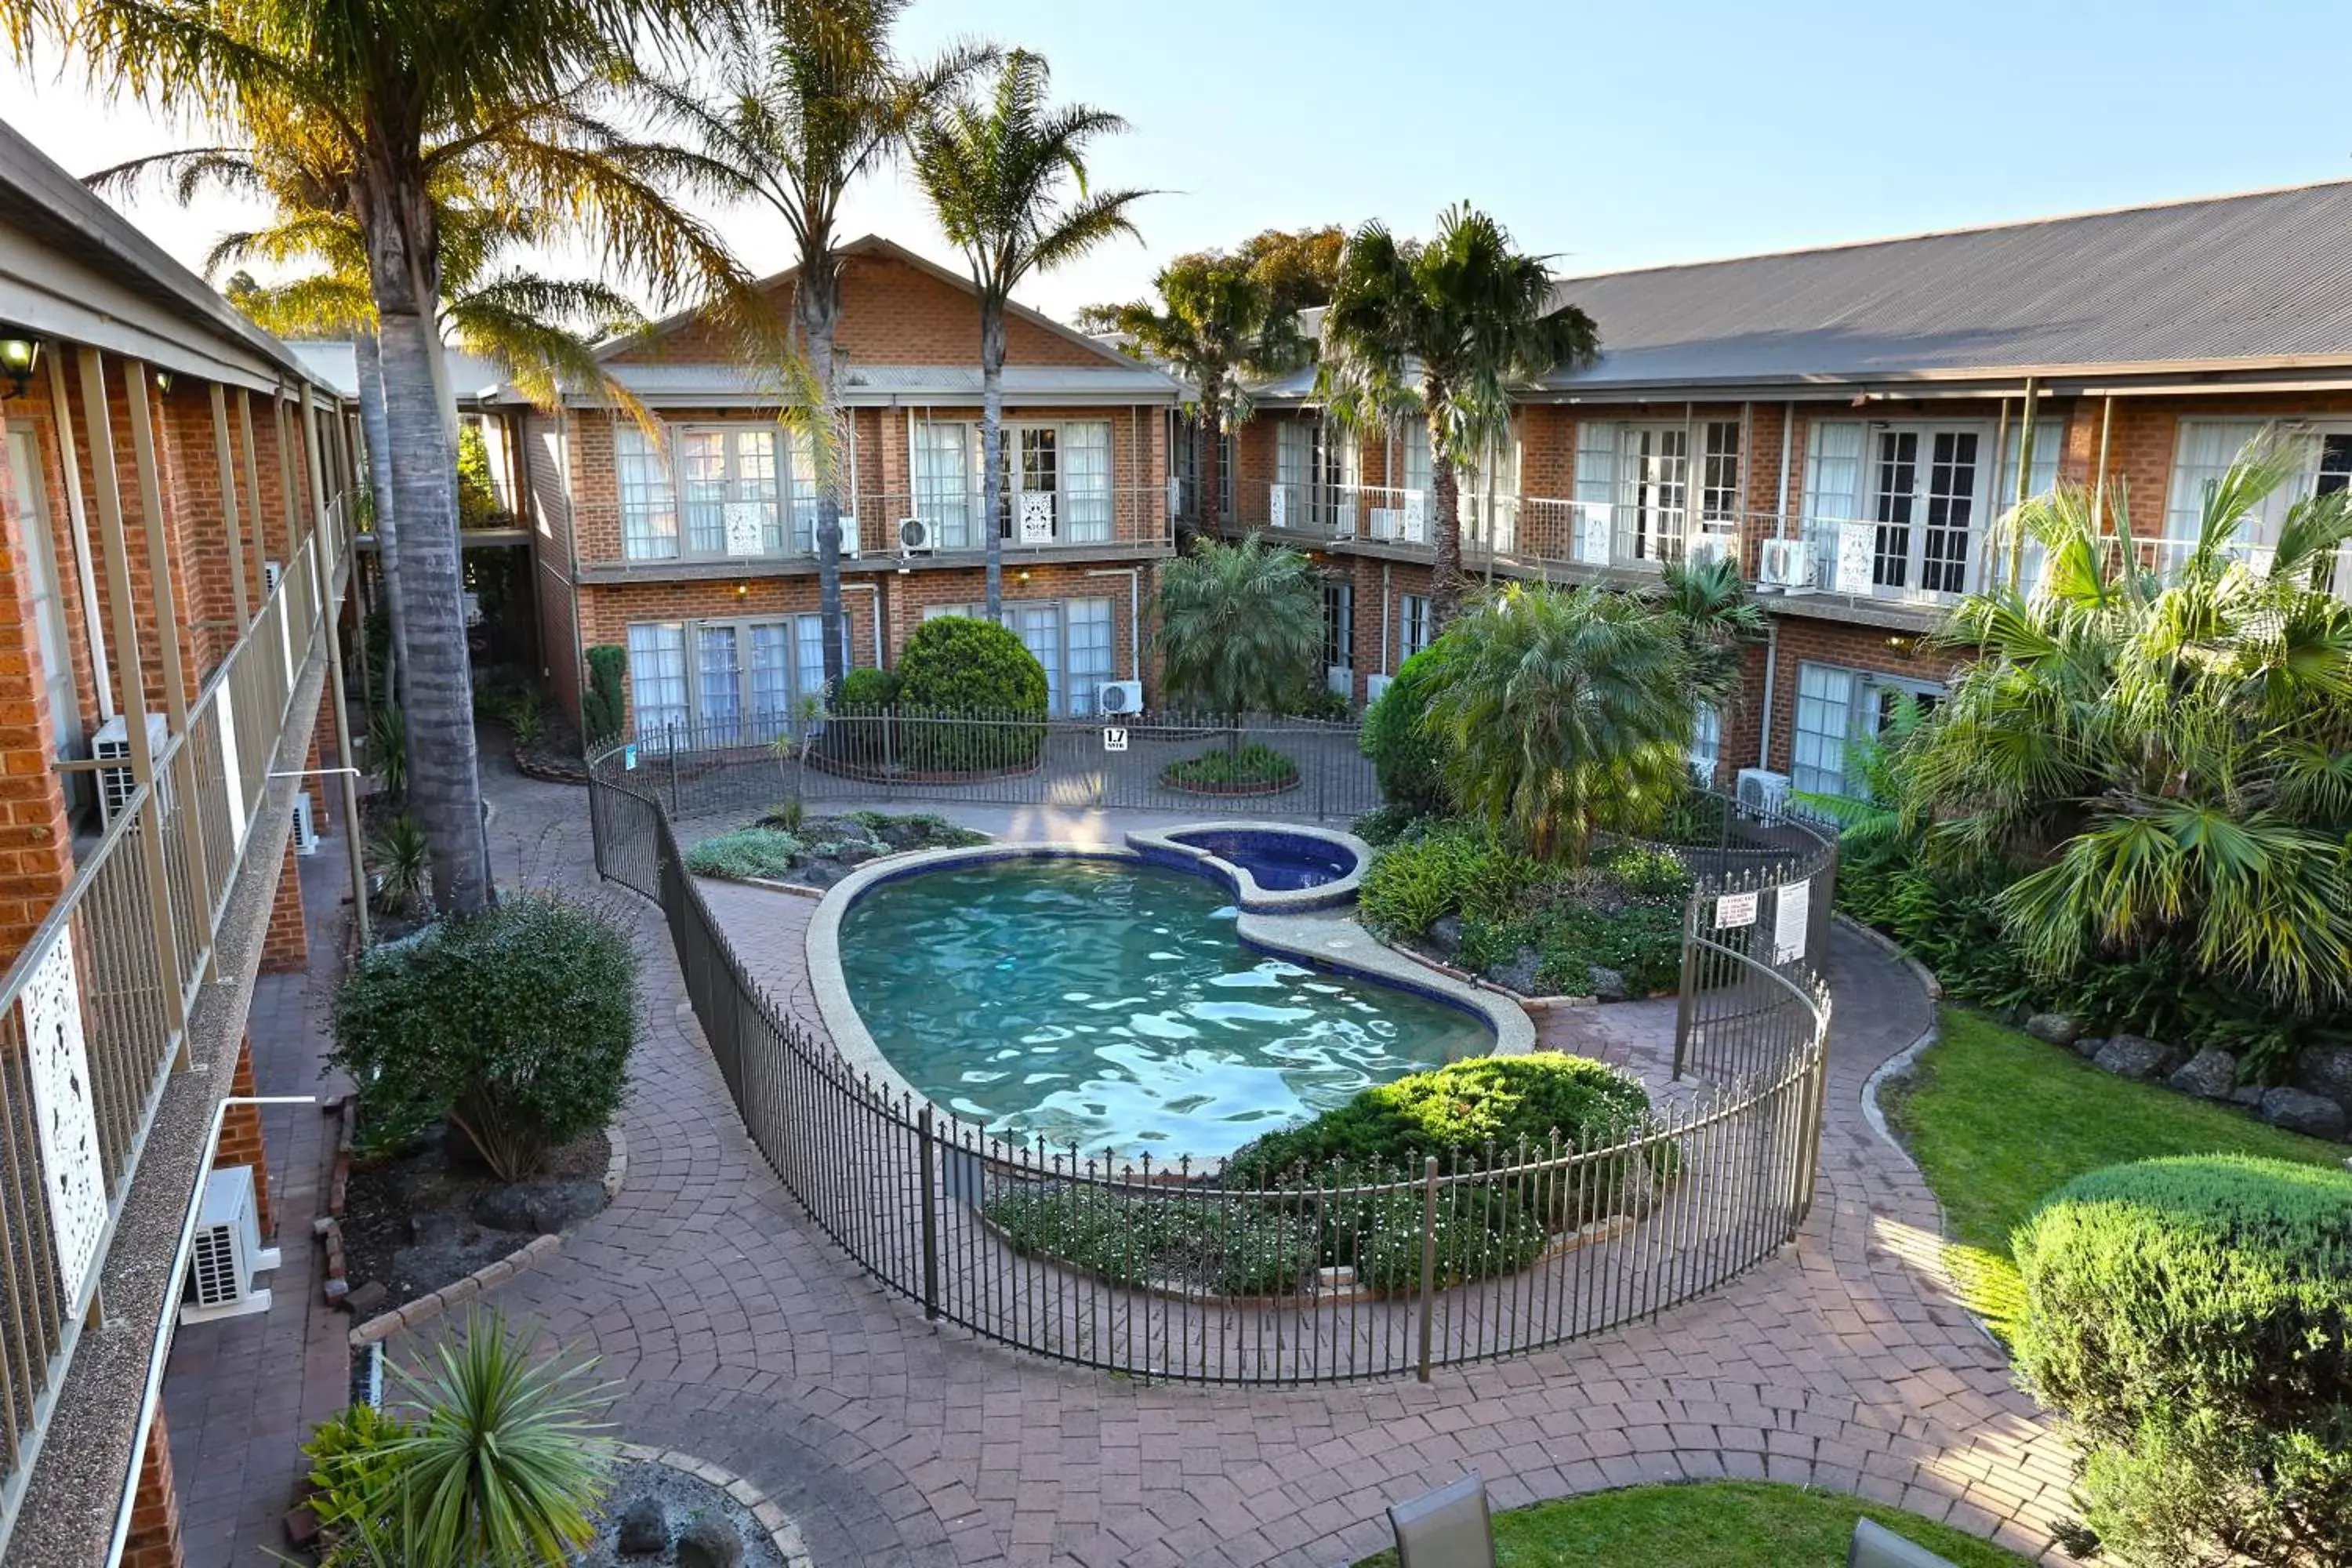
[887,616,1048,771]
[1359,643,1453,816]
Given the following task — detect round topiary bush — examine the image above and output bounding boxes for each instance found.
[891,615,1049,771]
[1359,642,1454,818]
[836,665,901,709]
[2011,1155,2352,1566]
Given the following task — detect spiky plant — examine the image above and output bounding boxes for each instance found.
[1153,534,1323,754]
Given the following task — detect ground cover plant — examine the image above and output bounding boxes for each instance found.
[684,810,988,886]
[1160,741,1298,793]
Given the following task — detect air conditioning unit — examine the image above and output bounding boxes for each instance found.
[897,517,933,557]
[291,790,320,855]
[263,559,283,594]
[1364,673,1393,706]
[1096,679,1144,717]
[1687,532,1734,570]
[1756,537,1814,592]
[839,514,860,558]
[93,712,169,820]
[1736,767,1792,821]
[180,1164,280,1324]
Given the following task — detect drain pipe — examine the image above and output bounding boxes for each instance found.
[107,1094,320,1567]
[1085,566,1142,682]
[1757,618,1780,771]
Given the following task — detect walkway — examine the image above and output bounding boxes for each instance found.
[381,764,2078,1567]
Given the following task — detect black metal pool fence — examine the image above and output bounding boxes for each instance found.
[586,726,1836,1385]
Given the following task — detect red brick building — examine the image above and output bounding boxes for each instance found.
[491,237,1182,737]
[1203,181,2352,806]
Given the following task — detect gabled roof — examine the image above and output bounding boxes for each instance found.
[1537,179,2352,393]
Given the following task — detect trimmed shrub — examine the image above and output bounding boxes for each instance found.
[330,894,638,1180]
[1357,819,1547,938]
[837,666,901,708]
[1359,643,1453,816]
[891,616,1048,771]
[582,644,626,748]
[684,827,804,880]
[2012,1155,2352,1566]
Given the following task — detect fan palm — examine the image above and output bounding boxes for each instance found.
[1318,205,1598,626]
[649,0,986,695]
[1904,426,2352,1010]
[9,0,760,915]
[911,48,1149,616]
[1421,582,1694,865]
[1101,251,1309,535]
[1152,534,1323,753]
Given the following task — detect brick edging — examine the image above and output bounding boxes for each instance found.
[512,747,591,786]
[610,1443,811,1566]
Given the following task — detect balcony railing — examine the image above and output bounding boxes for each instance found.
[602,485,1174,568]
[0,510,343,1534]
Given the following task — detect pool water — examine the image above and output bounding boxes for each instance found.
[1171,829,1356,891]
[837,859,1481,1157]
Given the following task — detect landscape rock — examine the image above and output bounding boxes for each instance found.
[832,839,880,866]
[1586,965,1630,1004]
[2229,1084,2267,1108]
[2293,1044,2352,1108]
[615,1496,668,1557]
[2024,1011,2085,1047]
[2092,1034,2184,1082]
[1428,914,1465,957]
[2259,1087,2348,1141]
[1485,946,1542,996]
[2072,1036,2106,1060]
[798,862,848,889]
[2167,1047,2239,1101]
[677,1518,745,1568]
[472,1178,605,1236]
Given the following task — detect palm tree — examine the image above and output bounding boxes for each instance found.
[912,48,1149,617]
[1102,251,1308,536]
[1899,428,2352,1010]
[651,0,985,695]
[1421,582,1694,865]
[1318,204,1598,626]
[11,0,757,915]
[1153,534,1323,754]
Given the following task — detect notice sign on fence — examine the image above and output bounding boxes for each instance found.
[1103,727,1128,753]
[1774,877,1813,964]
[1714,889,1759,929]
[622,743,639,771]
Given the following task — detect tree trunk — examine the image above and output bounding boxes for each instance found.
[375,291,490,913]
[799,260,847,695]
[354,335,413,757]
[1427,393,1465,626]
[981,301,1007,619]
[1200,390,1224,534]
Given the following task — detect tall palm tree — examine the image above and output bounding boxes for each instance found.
[1318,204,1599,626]
[1901,428,2352,1010]
[650,0,985,694]
[10,0,756,915]
[911,48,1148,617]
[1153,534,1323,753]
[1421,582,1694,865]
[1103,251,1308,535]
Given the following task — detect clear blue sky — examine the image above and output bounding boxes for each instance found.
[11,0,2351,321]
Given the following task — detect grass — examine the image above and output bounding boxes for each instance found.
[1348,1481,2029,1566]
[1883,1007,2350,1338]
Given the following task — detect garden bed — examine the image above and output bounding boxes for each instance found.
[1160,742,1300,797]
[572,1456,793,1568]
[685,809,989,891]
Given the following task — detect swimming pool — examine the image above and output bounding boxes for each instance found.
[835,858,1486,1157]
[1167,829,1356,891]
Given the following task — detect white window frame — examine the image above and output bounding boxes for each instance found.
[1791,661,1943,801]
[1399,593,1433,662]
[5,422,82,758]
[615,419,838,564]
[1806,418,1992,602]
[2163,419,2352,555]
[907,416,1116,549]
[628,610,858,748]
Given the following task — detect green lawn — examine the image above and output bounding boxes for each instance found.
[1883,1008,2349,1336]
[1350,1481,2028,1566]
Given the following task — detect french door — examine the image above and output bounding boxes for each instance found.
[1617,426,1688,563]
[1870,426,1983,596]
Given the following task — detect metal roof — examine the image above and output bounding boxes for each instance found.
[288,339,510,403]
[597,360,1181,404]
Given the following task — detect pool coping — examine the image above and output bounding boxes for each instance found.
[802,839,1535,1163]
[1123,821,1370,913]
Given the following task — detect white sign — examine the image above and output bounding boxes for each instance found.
[1773,877,1813,964]
[1833,521,1875,596]
[23,929,107,1307]
[1018,492,1055,545]
[1400,490,1428,543]
[1714,890,1759,929]
[1102,727,1129,753]
[622,743,639,772]
[722,501,770,557]
[1574,503,1613,564]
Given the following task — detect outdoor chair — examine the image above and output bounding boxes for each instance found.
[1385,1472,1495,1568]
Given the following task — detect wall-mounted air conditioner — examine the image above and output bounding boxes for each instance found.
[1736,767,1791,821]
[180,1164,280,1325]
[896,517,933,558]
[1364,673,1394,706]
[291,790,320,855]
[1096,680,1144,717]
[1756,538,1813,592]
[93,712,169,821]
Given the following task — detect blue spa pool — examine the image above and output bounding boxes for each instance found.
[836,857,1485,1157]
[1166,828,1357,891]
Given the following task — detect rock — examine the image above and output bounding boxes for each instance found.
[409,1210,467,1248]
[833,839,879,866]
[2024,1011,2085,1047]
[615,1496,668,1556]
[798,861,849,889]
[1586,965,1630,1004]
[2230,1084,2267,1108]
[677,1518,745,1568]
[1484,946,1541,996]
[2293,1044,2352,1107]
[2167,1047,2238,1101]
[472,1178,606,1236]
[342,1279,387,1316]
[2072,1036,2106,1060]
[2260,1087,2348,1141]
[2092,1034,2184,1082]
[1428,914,1465,957]
[284,1505,321,1551]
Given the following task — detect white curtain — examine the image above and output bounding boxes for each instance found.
[1062,421,1112,543]
[615,426,678,560]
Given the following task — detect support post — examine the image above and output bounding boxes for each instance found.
[918,1105,940,1321]
[236,390,269,600]
[306,388,372,949]
[1415,1154,1439,1383]
[210,383,252,630]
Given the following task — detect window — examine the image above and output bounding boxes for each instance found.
[1218,430,1236,522]
[1697,420,1742,530]
[1402,421,1432,496]
[1061,421,1112,543]
[1807,419,1987,598]
[616,426,678,560]
[1575,419,1740,564]
[1617,425,1686,562]
[679,426,782,556]
[920,597,1120,716]
[1399,593,1432,662]
[1276,420,1311,525]
[626,622,689,741]
[1790,662,1943,800]
[628,612,856,746]
[913,419,976,548]
[1688,702,1721,786]
[916,419,1112,547]
[1323,581,1354,675]
[1459,431,1520,552]
[1992,419,2065,593]
[2164,420,2352,555]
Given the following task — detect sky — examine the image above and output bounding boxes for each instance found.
[8,0,2352,325]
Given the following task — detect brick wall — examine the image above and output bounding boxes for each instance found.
[1721,616,1971,781]
[0,405,78,970]
[257,835,307,975]
[214,1033,274,1238]
[122,1403,183,1568]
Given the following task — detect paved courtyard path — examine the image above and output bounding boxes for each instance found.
[399,760,2080,1568]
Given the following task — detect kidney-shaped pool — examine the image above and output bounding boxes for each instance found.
[837,857,1487,1158]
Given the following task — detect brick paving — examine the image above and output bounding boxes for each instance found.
[372,765,2080,1567]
